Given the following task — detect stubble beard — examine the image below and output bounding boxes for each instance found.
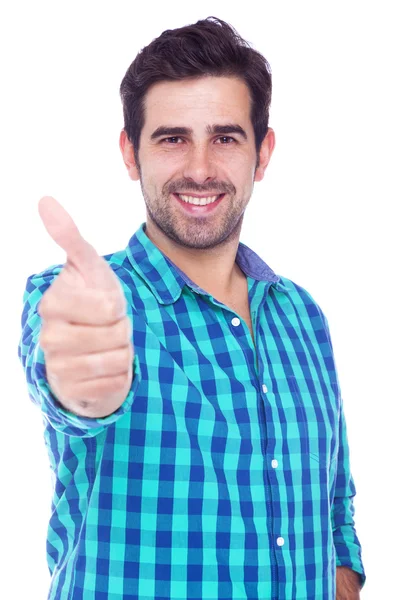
[141,182,246,250]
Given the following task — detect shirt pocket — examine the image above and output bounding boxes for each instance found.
[287,375,339,469]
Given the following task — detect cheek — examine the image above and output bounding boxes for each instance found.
[141,161,170,190]
[231,164,253,189]
[224,152,254,177]
[146,153,180,180]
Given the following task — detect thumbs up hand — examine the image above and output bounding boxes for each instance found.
[37,196,134,418]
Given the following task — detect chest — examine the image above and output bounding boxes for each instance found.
[234,300,253,335]
[218,294,254,343]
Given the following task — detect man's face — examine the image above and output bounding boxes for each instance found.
[123,76,273,250]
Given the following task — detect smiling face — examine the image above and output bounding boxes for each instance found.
[120,75,274,250]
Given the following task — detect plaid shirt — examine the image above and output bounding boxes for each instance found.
[18,222,365,599]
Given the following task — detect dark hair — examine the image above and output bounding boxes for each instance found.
[120,16,272,171]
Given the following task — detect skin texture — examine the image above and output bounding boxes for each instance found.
[120,75,275,300]
[336,566,362,599]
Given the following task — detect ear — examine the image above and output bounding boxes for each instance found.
[119,129,140,181]
[254,128,276,182]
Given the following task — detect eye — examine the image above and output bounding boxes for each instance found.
[161,137,184,144]
[216,136,236,144]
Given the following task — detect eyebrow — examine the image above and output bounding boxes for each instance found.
[150,123,248,141]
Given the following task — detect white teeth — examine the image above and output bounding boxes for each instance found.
[177,194,220,206]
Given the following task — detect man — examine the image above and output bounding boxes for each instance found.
[18,16,365,600]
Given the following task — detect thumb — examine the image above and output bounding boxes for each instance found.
[38,196,115,289]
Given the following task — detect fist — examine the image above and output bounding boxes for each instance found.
[37,196,134,418]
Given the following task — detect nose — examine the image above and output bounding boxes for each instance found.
[182,143,218,185]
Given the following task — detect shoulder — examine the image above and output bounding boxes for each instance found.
[274,275,325,317]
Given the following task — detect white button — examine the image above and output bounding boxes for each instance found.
[277,537,285,546]
[231,317,241,327]
[271,459,279,469]
[262,384,268,393]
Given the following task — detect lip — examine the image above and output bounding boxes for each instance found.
[173,193,225,213]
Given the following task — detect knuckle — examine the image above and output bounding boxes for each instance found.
[40,323,54,349]
[39,330,49,349]
[39,282,59,309]
[127,343,134,362]
[102,293,124,324]
[124,318,133,341]
[38,296,49,317]
[117,345,131,367]
[114,318,131,346]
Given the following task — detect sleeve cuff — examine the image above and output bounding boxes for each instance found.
[335,548,366,589]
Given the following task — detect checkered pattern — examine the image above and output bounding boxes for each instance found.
[18,222,365,599]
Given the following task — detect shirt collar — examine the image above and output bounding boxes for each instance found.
[125,222,289,305]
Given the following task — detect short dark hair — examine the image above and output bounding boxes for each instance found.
[119,16,272,171]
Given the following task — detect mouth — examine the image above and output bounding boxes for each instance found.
[173,193,225,213]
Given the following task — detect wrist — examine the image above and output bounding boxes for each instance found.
[336,566,361,599]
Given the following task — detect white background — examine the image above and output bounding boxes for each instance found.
[1,1,399,598]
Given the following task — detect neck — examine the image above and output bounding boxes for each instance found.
[144,220,245,298]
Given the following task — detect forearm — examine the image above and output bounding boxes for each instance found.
[336,566,362,600]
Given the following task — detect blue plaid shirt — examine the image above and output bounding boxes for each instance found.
[18,222,365,599]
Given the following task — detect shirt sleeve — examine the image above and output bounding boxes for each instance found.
[331,396,366,588]
[317,311,367,588]
[17,265,142,438]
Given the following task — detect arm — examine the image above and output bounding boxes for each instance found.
[315,309,366,591]
[295,290,366,595]
[331,395,366,592]
[336,565,362,599]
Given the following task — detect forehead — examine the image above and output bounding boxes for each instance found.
[142,76,252,130]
